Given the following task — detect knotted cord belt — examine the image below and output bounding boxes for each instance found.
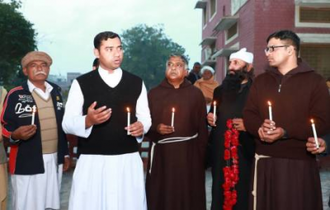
[148,133,198,174]
[252,153,270,210]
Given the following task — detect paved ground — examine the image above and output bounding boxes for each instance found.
[320,170,330,210]
[205,169,330,210]
[6,169,330,210]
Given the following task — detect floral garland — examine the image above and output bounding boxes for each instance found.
[222,119,239,210]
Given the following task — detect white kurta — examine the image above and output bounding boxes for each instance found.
[69,153,146,210]
[62,67,151,210]
[11,153,61,210]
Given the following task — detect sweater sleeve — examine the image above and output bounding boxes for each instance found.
[1,89,18,139]
[62,80,92,137]
[308,78,330,137]
[243,82,263,138]
[208,85,222,115]
[135,82,152,136]
[145,89,160,143]
[282,77,330,140]
[196,91,209,155]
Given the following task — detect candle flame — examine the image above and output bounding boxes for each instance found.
[213,101,216,106]
[311,119,314,124]
[172,107,175,112]
[127,107,130,112]
[267,101,272,106]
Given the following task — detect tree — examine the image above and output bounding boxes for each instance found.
[0,0,36,88]
[121,24,188,90]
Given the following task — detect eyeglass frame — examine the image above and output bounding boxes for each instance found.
[264,45,289,54]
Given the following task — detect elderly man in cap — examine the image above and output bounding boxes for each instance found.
[1,51,70,210]
[206,48,255,210]
[194,66,219,110]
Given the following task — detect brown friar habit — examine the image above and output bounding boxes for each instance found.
[146,78,208,210]
[243,60,330,210]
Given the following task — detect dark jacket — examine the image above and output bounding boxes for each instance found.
[1,81,68,175]
[186,72,201,84]
[243,60,330,160]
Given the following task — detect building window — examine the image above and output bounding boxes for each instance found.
[300,44,330,79]
[224,58,229,77]
[202,44,217,66]
[227,22,237,39]
[210,42,216,53]
[210,0,217,19]
[295,6,330,28]
[231,0,248,15]
[203,46,216,62]
[300,7,330,23]
[225,22,238,44]
[203,8,207,26]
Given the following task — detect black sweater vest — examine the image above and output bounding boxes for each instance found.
[76,70,142,155]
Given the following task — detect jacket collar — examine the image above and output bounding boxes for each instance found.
[160,78,192,89]
[266,58,314,77]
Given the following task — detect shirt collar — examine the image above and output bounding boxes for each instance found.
[27,80,53,94]
[98,66,122,77]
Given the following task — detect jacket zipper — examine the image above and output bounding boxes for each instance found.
[278,84,282,93]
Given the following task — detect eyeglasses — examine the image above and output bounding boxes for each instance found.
[264,45,289,53]
[167,62,185,69]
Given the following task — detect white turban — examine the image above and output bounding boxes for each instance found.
[200,66,215,75]
[229,48,254,64]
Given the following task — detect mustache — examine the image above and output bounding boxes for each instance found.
[33,70,47,76]
[227,66,249,80]
[228,70,235,74]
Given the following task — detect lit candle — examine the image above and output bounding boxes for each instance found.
[310,119,319,149]
[213,101,216,124]
[267,101,273,121]
[31,105,36,125]
[171,108,175,127]
[127,107,130,135]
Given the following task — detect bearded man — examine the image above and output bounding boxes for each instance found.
[207,48,255,210]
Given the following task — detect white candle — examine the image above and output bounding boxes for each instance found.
[171,108,175,127]
[311,119,319,149]
[31,105,36,125]
[267,101,273,121]
[127,107,130,135]
[213,101,216,124]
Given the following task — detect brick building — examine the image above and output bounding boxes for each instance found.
[195,0,330,82]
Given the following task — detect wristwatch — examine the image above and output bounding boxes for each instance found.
[9,135,20,144]
[282,129,289,139]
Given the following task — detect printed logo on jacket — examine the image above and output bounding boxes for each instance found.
[16,94,34,118]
